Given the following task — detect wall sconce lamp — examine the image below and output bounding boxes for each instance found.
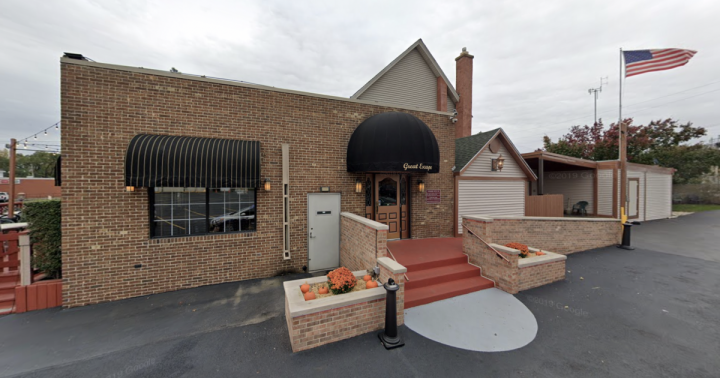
[355,179,362,193]
[126,186,135,192]
[491,154,505,172]
[263,178,271,191]
[417,180,425,193]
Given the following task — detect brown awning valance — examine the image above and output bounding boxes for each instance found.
[124,134,260,188]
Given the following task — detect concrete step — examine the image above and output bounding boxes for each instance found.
[405,263,481,290]
[400,252,468,272]
[405,276,494,309]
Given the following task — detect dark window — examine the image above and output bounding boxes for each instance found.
[400,176,407,206]
[365,177,372,207]
[378,177,397,206]
[150,188,256,238]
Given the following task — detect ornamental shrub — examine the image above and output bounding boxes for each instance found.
[22,200,62,279]
[505,242,529,258]
[327,267,357,295]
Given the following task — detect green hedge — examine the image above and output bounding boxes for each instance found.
[22,200,62,279]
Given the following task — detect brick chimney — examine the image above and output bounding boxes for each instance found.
[455,47,474,138]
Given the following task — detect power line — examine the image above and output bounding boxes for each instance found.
[16,121,61,146]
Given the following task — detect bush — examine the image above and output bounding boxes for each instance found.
[22,200,61,279]
[326,267,357,295]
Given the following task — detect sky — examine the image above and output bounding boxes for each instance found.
[1,0,718,154]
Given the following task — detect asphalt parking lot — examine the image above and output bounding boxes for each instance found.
[1,212,719,378]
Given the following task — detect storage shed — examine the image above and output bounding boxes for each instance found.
[454,129,537,235]
[523,151,674,221]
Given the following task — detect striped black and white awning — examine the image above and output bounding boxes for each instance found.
[125,134,260,188]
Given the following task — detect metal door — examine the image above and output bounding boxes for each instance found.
[628,179,640,219]
[307,193,341,271]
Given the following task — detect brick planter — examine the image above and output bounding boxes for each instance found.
[284,258,406,352]
[463,216,566,294]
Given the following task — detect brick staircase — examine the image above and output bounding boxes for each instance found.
[0,271,20,315]
[388,238,494,309]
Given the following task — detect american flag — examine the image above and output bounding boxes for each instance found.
[623,49,697,78]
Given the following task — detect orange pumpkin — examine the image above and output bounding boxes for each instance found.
[318,286,329,295]
[300,282,310,293]
[304,291,316,301]
[366,280,379,289]
[536,251,546,256]
[363,275,372,282]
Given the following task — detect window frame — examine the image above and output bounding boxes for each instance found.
[148,187,257,239]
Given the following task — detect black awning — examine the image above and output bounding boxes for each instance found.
[347,112,440,173]
[54,155,61,186]
[125,134,260,188]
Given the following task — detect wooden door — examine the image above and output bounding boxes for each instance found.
[375,174,401,239]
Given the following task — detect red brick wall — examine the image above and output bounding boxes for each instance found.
[518,261,565,291]
[476,217,621,255]
[340,215,387,272]
[284,269,405,352]
[0,179,61,200]
[463,218,567,294]
[286,296,385,352]
[61,61,455,307]
[462,219,519,293]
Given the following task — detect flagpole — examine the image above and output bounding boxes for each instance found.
[619,48,627,223]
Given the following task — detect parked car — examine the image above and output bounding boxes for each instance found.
[0,192,8,203]
[209,204,256,232]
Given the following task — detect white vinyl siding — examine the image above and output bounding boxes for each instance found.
[458,180,525,234]
[447,96,456,113]
[645,172,672,220]
[597,169,614,216]
[462,143,527,178]
[542,170,595,214]
[356,49,437,110]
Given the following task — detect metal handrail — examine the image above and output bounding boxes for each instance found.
[464,227,511,263]
[385,245,409,282]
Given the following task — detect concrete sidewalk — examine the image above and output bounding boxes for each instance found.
[2,213,720,377]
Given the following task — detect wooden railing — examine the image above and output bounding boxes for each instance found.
[525,194,564,217]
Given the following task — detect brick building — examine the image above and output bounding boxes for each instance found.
[60,40,481,307]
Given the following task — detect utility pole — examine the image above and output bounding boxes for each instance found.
[8,139,16,217]
[588,77,608,125]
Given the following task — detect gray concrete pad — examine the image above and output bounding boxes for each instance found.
[404,288,537,352]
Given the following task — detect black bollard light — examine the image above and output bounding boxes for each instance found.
[618,221,641,250]
[378,278,404,349]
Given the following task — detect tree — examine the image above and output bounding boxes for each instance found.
[0,150,58,178]
[543,118,717,184]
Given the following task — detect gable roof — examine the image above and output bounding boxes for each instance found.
[455,129,500,172]
[454,128,537,180]
[351,39,460,104]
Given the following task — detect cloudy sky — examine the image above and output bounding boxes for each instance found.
[1,0,717,154]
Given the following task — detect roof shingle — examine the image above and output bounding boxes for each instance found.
[454,128,500,172]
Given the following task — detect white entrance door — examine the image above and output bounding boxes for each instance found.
[307,193,341,271]
[628,179,639,219]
